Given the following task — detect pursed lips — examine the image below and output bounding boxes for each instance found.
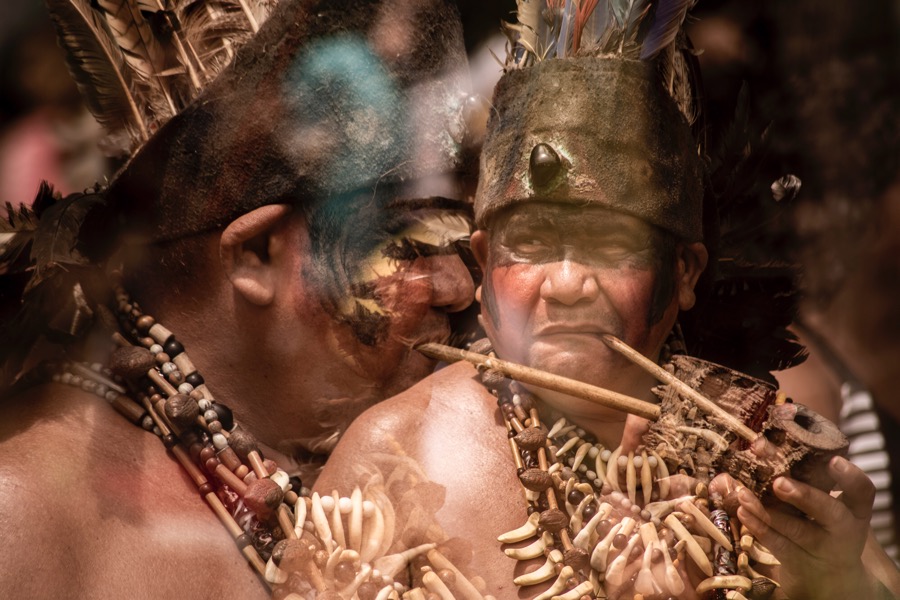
[534,323,608,337]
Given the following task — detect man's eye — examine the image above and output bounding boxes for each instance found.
[511,238,552,257]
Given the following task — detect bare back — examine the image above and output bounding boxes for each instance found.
[0,384,266,599]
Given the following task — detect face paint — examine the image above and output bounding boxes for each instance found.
[480,203,680,418]
[301,196,475,401]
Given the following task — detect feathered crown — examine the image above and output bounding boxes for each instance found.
[47,0,277,156]
[499,0,701,128]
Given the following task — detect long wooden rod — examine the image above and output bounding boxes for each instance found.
[416,343,661,421]
[600,334,758,442]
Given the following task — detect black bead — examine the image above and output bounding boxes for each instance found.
[162,433,177,449]
[289,475,304,493]
[568,489,585,506]
[164,339,185,357]
[211,402,234,431]
[529,143,563,187]
[185,372,205,387]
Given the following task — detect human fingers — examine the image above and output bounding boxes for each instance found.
[768,476,856,532]
[620,415,650,452]
[829,455,876,521]
[737,486,824,555]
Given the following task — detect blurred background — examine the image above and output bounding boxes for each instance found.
[3,0,900,559]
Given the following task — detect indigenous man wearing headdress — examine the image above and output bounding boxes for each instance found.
[0,0,478,597]
[316,2,900,599]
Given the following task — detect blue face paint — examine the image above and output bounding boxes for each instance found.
[283,35,411,198]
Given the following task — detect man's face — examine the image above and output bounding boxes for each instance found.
[303,199,475,401]
[473,203,685,415]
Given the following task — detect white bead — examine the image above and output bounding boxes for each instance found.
[600,449,612,461]
[339,497,353,514]
[161,362,177,374]
[320,495,335,513]
[363,500,376,517]
[586,470,596,480]
[60,372,72,384]
[105,391,118,401]
[588,446,600,459]
[198,399,212,411]
[633,455,643,468]
[95,384,108,397]
[178,382,194,394]
[212,433,228,450]
[204,409,218,422]
[150,344,163,354]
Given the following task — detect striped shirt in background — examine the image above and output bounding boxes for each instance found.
[840,382,899,564]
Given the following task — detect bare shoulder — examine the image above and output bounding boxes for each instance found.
[317,361,493,492]
[0,384,266,599]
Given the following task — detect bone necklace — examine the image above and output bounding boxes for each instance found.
[470,340,783,600]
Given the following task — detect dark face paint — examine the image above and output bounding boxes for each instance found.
[301,194,475,395]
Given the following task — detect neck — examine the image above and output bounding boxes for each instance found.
[142,292,379,473]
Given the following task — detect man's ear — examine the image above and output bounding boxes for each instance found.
[219,204,293,306]
[676,242,709,311]
[470,230,489,304]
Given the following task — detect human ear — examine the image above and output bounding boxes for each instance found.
[219,204,293,306]
[676,242,709,311]
[470,230,489,303]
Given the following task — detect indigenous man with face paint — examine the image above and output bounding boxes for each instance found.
[0,0,477,597]
[318,2,900,599]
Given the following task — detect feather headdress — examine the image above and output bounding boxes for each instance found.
[46,0,276,156]
[500,0,699,125]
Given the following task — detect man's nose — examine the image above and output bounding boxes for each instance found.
[540,260,600,306]
[427,254,475,312]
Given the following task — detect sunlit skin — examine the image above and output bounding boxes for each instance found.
[472,203,706,447]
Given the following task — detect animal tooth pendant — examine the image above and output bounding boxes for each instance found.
[497,512,540,544]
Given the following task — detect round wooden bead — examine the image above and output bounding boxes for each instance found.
[135,315,155,333]
[334,561,356,584]
[108,346,155,379]
[228,429,261,461]
[164,393,200,429]
[211,402,234,431]
[162,433,177,449]
[199,446,217,464]
[356,582,378,600]
[539,508,568,533]
[243,478,284,521]
[164,339,184,357]
[198,482,215,496]
[235,533,253,550]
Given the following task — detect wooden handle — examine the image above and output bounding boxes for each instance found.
[416,343,661,421]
